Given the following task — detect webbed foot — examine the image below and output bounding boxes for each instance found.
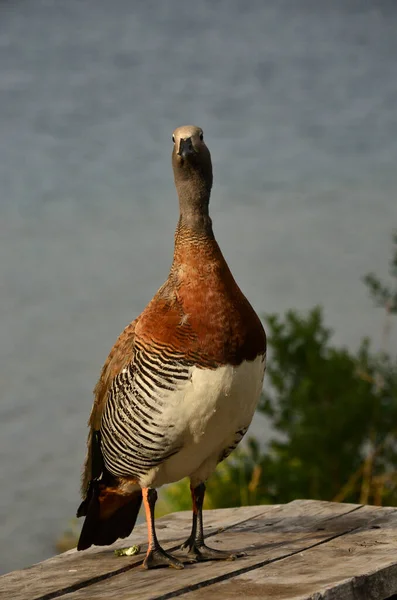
[181,537,243,561]
[143,546,185,570]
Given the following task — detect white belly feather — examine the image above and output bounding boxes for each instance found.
[140,354,266,488]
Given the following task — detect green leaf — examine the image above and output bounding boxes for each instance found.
[114,545,141,557]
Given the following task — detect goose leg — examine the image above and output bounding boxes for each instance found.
[142,488,184,569]
[181,482,238,561]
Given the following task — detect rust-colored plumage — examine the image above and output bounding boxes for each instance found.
[137,224,265,367]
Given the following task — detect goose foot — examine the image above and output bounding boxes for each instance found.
[143,546,185,570]
[181,538,242,562]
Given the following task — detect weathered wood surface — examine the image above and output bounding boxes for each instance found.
[2,500,397,600]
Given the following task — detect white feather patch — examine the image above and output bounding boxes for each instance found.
[140,354,266,488]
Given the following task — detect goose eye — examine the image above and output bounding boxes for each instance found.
[172,135,175,143]
[199,132,203,141]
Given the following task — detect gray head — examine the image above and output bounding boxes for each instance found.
[171,126,213,227]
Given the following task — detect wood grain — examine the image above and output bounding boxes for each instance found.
[2,501,397,600]
[183,504,397,600]
[55,501,365,600]
[0,505,270,600]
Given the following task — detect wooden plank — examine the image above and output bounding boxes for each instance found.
[0,504,272,600]
[182,504,397,600]
[57,500,368,600]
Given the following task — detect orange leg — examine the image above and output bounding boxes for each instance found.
[142,488,184,570]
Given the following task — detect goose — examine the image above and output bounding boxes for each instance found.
[77,125,266,569]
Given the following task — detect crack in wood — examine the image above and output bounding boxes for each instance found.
[151,506,365,600]
[32,508,272,600]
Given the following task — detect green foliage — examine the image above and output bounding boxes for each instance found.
[260,308,397,505]
[363,230,397,313]
[163,232,397,512]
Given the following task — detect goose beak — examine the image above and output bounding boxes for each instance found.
[178,137,195,159]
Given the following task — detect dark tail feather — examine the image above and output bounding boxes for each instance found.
[77,484,142,551]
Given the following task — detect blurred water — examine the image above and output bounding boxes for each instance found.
[1,0,397,574]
